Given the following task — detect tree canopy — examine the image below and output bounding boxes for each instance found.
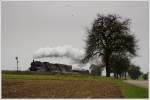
[83,14,138,77]
[128,64,142,80]
[110,54,130,79]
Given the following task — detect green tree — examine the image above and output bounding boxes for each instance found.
[110,54,130,79]
[128,65,141,80]
[83,14,137,77]
[142,72,148,80]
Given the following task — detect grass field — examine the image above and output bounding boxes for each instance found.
[2,71,149,98]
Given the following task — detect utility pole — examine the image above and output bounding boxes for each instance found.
[15,57,19,72]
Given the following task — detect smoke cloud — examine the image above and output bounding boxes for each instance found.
[33,45,84,62]
[33,45,90,69]
[33,45,104,70]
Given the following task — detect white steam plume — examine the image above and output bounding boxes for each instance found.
[33,45,85,63]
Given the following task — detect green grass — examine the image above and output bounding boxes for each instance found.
[2,72,115,81]
[115,80,148,98]
[2,71,116,81]
[2,71,148,98]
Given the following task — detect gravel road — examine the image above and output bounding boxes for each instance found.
[124,80,149,88]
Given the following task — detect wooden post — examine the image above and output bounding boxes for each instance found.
[15,57,19,72]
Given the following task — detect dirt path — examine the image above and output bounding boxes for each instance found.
[2,80,123,98]
[124,80,149,88]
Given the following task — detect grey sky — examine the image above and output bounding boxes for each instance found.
[1,1,149,73]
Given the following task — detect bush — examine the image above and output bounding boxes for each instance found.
[128,65,142,80]
[143,73,148,80]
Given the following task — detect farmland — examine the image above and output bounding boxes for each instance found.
[2,71,148,98]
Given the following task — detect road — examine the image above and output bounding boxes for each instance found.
[124,80,149,88]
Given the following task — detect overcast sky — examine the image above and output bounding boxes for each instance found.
[1,1,149,73]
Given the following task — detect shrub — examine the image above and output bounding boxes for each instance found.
[128,65,142,80]
[143,72,148,80]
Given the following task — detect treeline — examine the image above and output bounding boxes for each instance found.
[90,63,148,80]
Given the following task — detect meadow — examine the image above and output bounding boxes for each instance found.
[2,71,148,98]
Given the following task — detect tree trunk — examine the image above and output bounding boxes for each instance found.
[104,50,111,77]
[125,72,127,80]
[106,66,111,77]
[103,49,111,77]
[105,56,111,77]
[114,73,116,78]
